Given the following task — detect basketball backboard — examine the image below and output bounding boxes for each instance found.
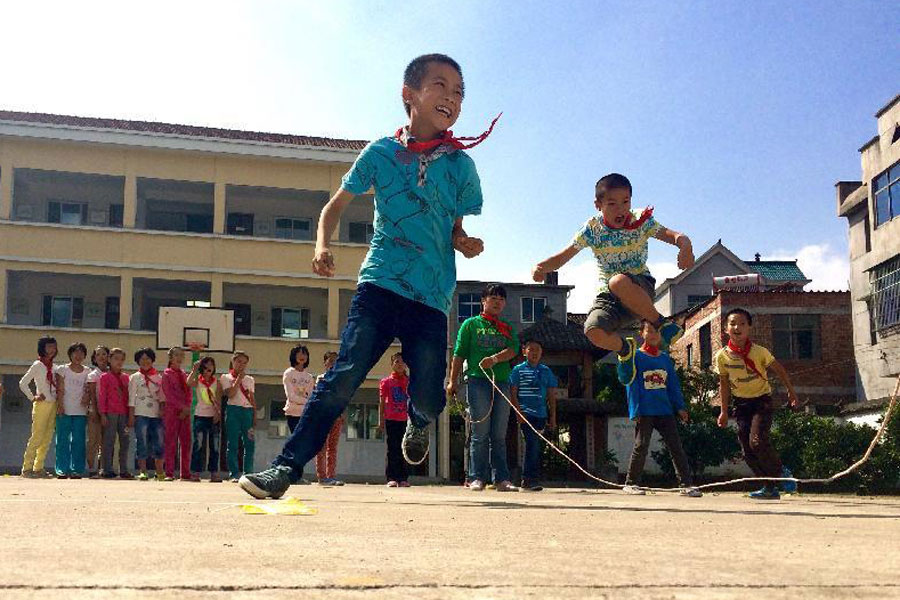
[156,306,235,353]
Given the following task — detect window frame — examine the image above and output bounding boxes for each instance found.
[48,200,88,226]
[271,306,311,339]
[458,293,481,323]
[41,295,84,328]
[873,159,900,227]
[274,216,312,241]
[348,221,375,244]
[772,314,822,360]
[521,296,547,323]
[345,403,383,441]
[869,254,900,333]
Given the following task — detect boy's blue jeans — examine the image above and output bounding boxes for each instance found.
[274,283,447,477]
[467,377,511,483]
[520,414,546,482]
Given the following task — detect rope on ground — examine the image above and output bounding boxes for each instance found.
[479,365,900,493]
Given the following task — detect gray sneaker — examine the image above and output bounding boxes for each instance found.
[680,487,703,498]
[401,421,429,465]
[470,479,486,491]
[239,465,293,500]
[495,480,518,492]
[623,485,646,495]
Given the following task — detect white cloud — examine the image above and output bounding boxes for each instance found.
[766,243,849,291]
[647,260,681,283]
[558,260,596,314]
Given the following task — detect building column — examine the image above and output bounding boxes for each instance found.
[439,406,451,480]
[213,182,226,234]
[0,159,12,220]
[327,283,341,339]
[0,268,7,323]
[210,274,224,308]
[123,173,137,228]
[119,274,133,329]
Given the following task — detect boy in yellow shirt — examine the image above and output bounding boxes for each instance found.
[715,308,798,500]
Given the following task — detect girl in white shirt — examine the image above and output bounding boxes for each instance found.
[19,336,59,478]
[54,342,91,478]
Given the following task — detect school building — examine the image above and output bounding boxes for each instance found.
[0,110,447,478]
[836,94,900,426]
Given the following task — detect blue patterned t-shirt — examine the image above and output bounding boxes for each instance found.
[572,208,663,293]
[341,137,483,314]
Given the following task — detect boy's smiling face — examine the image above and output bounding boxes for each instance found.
[596,187,632,228]
[726,313,751,346]
[403,62,463,139]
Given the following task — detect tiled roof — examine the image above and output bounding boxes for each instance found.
[0,110,369,151]
[521,314,596,353]
[746,260,809,283]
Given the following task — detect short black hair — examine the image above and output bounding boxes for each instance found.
[724,307,753,326]
[403,53,464,116]
[323,351,338,361]
[289,345,310,369]
[595,173,632,201]
[37,336,57,358]
[198,356,217,374]
[90,345,110,367]
[481,283,507,300]
[522,338,542,349]
[134,347,156,364]
[67,342,88,359]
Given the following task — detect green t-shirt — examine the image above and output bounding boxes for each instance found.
[453,315,519,383]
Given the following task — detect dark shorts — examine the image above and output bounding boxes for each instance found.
[584,273,656,334]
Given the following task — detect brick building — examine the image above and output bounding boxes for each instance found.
[669,291,855,411]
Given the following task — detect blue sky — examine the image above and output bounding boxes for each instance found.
[2,1,898,311]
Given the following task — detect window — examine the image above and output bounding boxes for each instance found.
[186,300,210,308]
[226,303,252,336]
[866,298,878,345]
[346,403,383,440]
[870,254,900,332]
[349,222,374,243]
[686,344,694,369]
[687,295,712,308]
[271,307,310,339]
[274,217,311,240]
[458,293,481,322]
[269,398,286,422]
[105,296,120,329]
[227,213,255,236]
[48,201,87,225]
[42,296,84,328]
[699,323,712,368]
[873,160,900,227]
[773,314,821,360]
[108,204,124,228]
[521,297,546,323]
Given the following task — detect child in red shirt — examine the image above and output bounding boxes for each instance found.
[98,348,132,479]
[379,352,411,487]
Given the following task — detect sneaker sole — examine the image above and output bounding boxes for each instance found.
[238,475,271,499]
[402,445,429,466]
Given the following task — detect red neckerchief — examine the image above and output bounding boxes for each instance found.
[727,339,767,381]
[640,343,660,357]
[479,312,512,340]
[111,370,128,400]
[395,113,501,154]
[601,206,654,231]
[139,367,158,389]
[39,357,56,394]
[199,374,216,401]
[230,369,251,400]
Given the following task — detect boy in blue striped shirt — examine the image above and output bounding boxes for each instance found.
[510,339,558,492]
[617,320,701,497]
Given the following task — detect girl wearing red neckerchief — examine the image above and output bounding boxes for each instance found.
[714,308,799,500]
[188,356,224,483]
[161,347,193,481]
[98,348,132,479]
[222,351,256,482]
[19,335,59,478]
[128,347,164,481]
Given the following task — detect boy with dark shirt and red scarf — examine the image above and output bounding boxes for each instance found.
[618,321,701,497]
[715,308,799,500]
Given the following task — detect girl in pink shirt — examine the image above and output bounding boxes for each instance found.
[98,348,132,479]
[161,347,193,481]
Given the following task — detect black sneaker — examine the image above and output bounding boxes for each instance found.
[520,481,543,492]
[401,420,429,465]
[239,465,293,499]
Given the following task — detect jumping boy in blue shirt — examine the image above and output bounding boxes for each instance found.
[240,53,492,499]
[617,320,701,497]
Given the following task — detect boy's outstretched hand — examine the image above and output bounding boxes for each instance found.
[532,263,546,283]
[312,247,336,277]
[676,239,695,270]
[454,235,484,259]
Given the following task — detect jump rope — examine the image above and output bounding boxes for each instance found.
[449,361,900,494]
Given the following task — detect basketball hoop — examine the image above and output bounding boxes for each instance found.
[186,342,207,353]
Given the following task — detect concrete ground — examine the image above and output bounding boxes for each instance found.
[1,478,899,600]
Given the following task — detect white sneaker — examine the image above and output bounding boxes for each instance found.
[623,485,646,495]
[680,487,703,498]
[495,480,518,492]
[470,479,485,491]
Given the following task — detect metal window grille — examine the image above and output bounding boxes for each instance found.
[871,254,900,332]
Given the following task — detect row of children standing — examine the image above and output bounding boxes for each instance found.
[18,336,259,482]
